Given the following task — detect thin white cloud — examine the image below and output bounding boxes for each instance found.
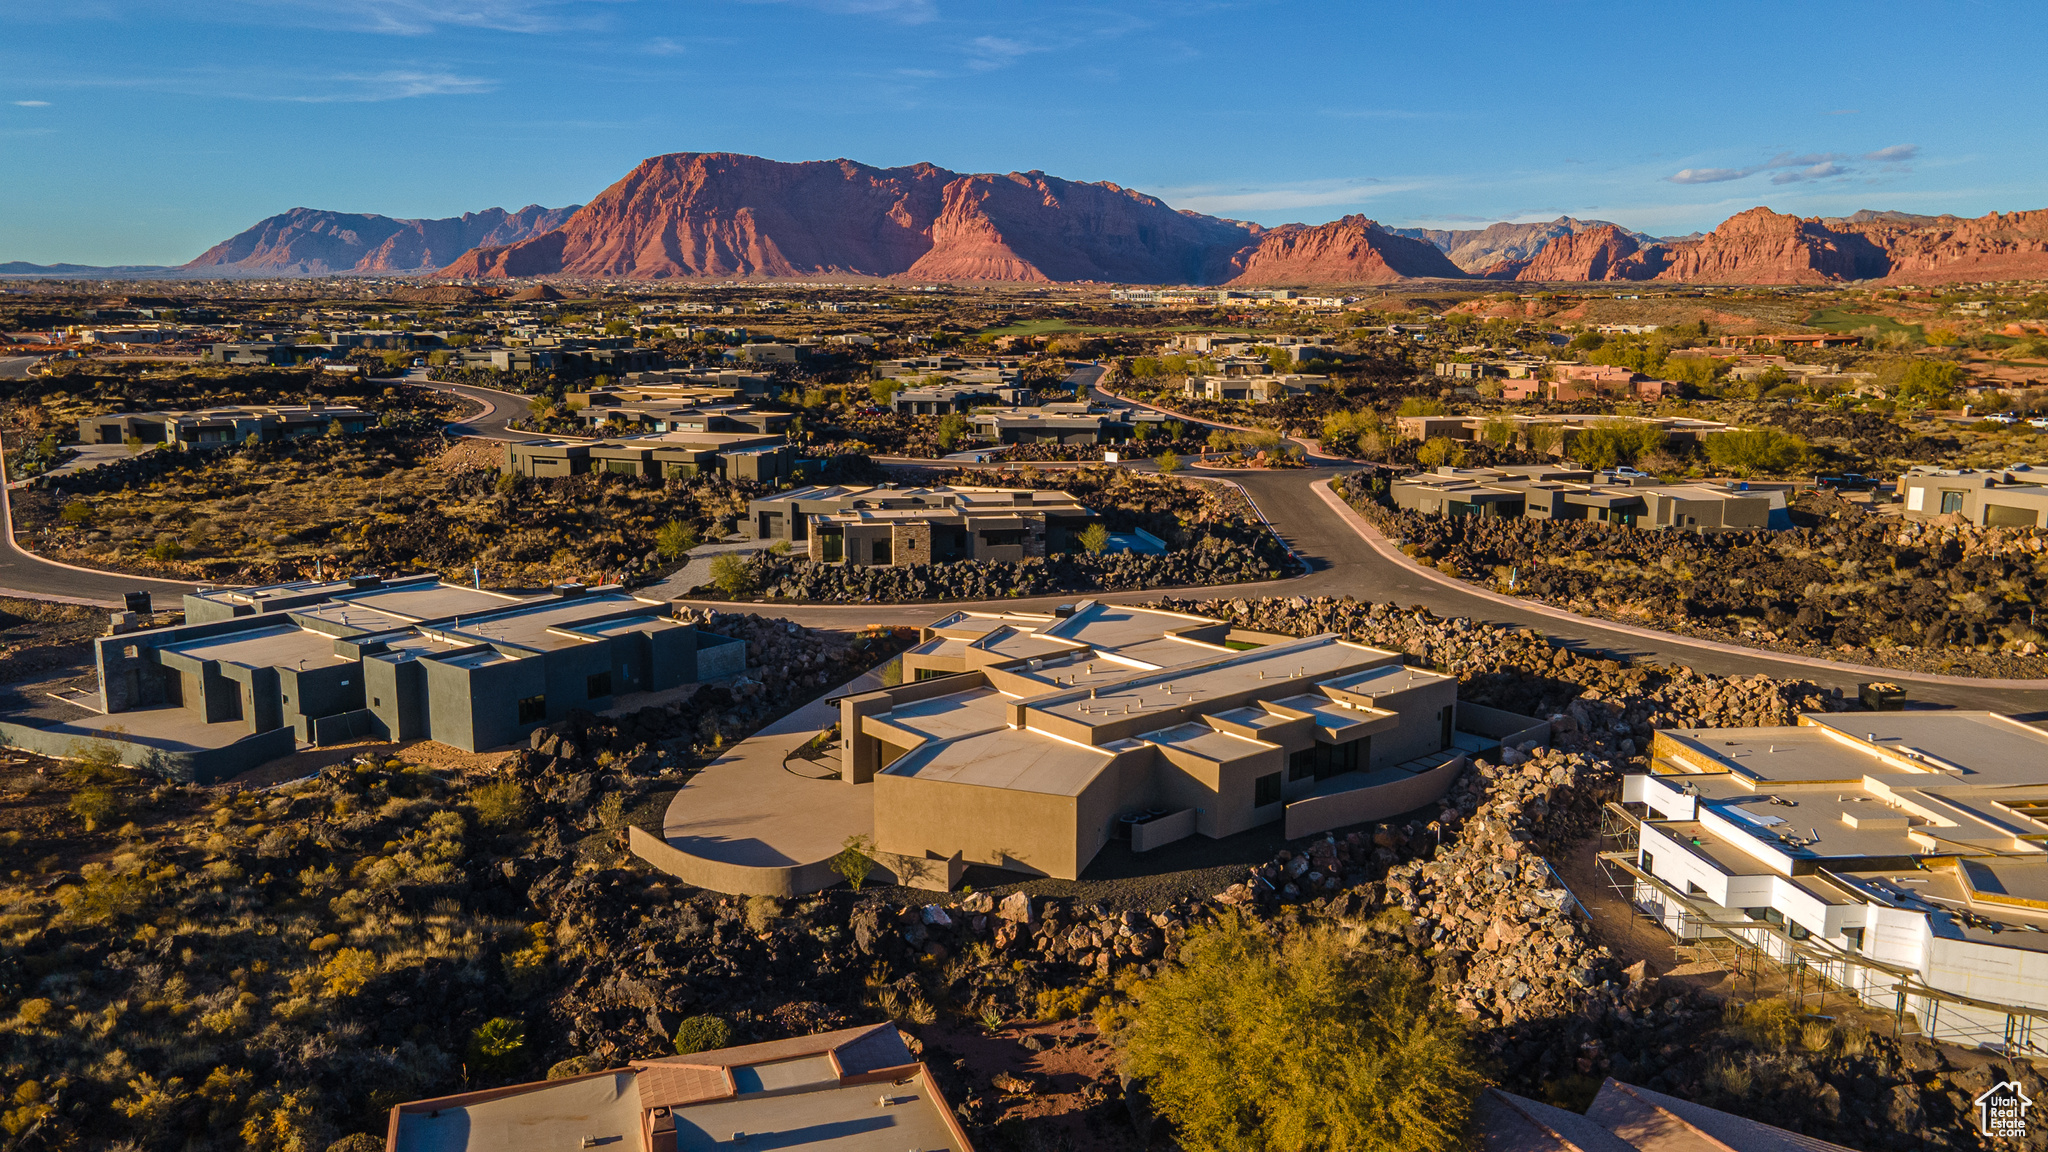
[1669,166,1752,185]
[290,70,497,101]
[966,34,1038,71]
[12,100,51,107]
[741,0,937,24]
[258,0,613,35]
[1159,179,1437,215]
[1667,145,1916,186]
[642,36,685,55]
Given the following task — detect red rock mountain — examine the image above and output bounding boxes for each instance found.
[439,153,1264,284]
[1841,209,2048,284]
[1481,225,1645,281]
[1223,216,1467,284]
[184,205,579,275]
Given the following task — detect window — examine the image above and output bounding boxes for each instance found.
[1842,927,1864,953]
[871,539,892,565]
[372,697,381,707]
[517,695,546,724]
[1289,748,1315,782]
[586,672,613,699]
[914,668,952,681]
[822,533,843,562]
[1985,503,2040,528]
[1940,490,1966,515]
[1253,772,1282,808]
[1640,851,1655,877]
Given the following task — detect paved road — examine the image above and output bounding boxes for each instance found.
[0,357,41,381]
[410,369,527,440]
[311,364,2048,709]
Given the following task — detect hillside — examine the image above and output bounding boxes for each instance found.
[182,204,580,275]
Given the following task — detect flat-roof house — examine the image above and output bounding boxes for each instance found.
[385,1023,973,1152]
[1898,467,2048,528]
[504,431,797,484]
[79,404,372,450]
[745,484,1102,566]
[966,407,1131,446]
[89,574,746,775]
[1184,374,1326,402]
[890,384,1030,415]
[843,602,1476,880]
[1621,712,2048,1055]
[1390,467,1776,530]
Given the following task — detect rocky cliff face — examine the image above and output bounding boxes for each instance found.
[1846,208,2048,284]
[1223,215,1467,285]
[184,204,579,274]
[439,153,1261,283]
[1645,206,1889,285]
[1392,216,1645,273]
[1479,225,1647,282]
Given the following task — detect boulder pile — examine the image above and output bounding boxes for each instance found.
[753,542,1285,603]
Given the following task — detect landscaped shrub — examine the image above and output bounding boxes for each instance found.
[672,1015,732,1055]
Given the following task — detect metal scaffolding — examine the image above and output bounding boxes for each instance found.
[1595,802,2048,1057]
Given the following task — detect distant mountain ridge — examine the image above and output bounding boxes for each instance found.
[1387,217,1658,273]
[182,204,580,275]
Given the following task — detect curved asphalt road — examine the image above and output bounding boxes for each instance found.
[0,355,194,606]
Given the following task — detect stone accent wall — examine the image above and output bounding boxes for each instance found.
[891,522,933,568]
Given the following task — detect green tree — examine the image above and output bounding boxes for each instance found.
[1155,450,1182,474]
[1478,415,1517,451]
[673,1015,732,1055]
[1123,916,1482,1152]
[935,411,969,451]
[1078,523,1111,554]
[1396,397,1446,417]
[709,553,755,597]
[655,520,699,561]
[1414,436,1466,468]
[869,378,903,406]
[1663,356,1725,389]
[831,833,877,892]
[1164,420,1185,440]
[1705,428,1809,476]
[1882,359,1966,405]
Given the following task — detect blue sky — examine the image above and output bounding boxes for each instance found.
[2,0,2041,265]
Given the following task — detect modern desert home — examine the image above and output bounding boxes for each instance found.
[78,574,744,777]
[1619,711,2048,1056]
[384,1023,973,1152]
[839,602,1495,880]
[744,484,1104,566]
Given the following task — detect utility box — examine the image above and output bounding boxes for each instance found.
[1859,682,1907,712]
[123,591,151,615]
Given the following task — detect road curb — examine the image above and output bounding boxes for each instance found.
[1310,478,2048,689]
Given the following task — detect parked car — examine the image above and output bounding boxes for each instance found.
[1605,466,1651,479]
[1985,413,2019,424]
[2029,417,2048,430]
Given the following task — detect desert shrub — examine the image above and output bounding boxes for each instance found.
[14,999,54,1026]
[1123,915,1481,1152]
[594,792,628,833]
[501,923,553,994]
[68,786,123,831]
[1036,983,1104,1022]
[1705,427,1808,476]
[319,948,379,997]
[467,1017,526,1079]
[655,520,698,561]
[672,1015,732,1055]
[470,780,531,829]
[1155,450,1182,473]
[546,1056,610,1080]
[1078,523,1110,554]
[744,895,782,932]
[326,1135,384,1152]
[56,860,165,925]
[1723,998,1800,1049]
[709,553,754,597]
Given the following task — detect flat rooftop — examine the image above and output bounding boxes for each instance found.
[393,1073,641,1152]
[341,583,525,622]
[884,727,1111,797]
[670,1069,964,1151]
[160,624,344,670]
[438,592,663,652]
[1031,636,1384,728]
